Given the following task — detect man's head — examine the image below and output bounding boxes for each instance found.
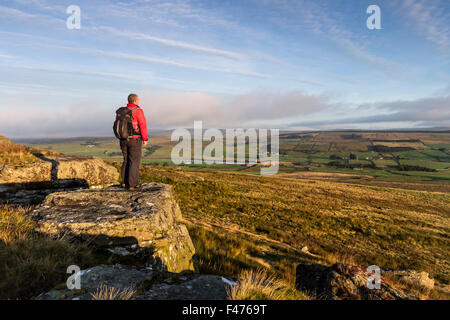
[128,93,139,105]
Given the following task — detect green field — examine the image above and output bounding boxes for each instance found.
[17,131,450,189]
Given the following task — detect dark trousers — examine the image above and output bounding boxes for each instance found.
[120,138,142,187]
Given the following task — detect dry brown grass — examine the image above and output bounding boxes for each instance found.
[323,251,358,266]
[0,136,27,153]
[91,284,136,300]
[139,165,450,286]
[0,205,35,242]
[227,268,308,300]
[0,136,38,166]
[0,205,95,299]
[0,136,62,166]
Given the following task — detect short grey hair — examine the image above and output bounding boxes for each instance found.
[128,93,138,104]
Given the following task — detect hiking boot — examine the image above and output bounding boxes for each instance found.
[129,184,142,191]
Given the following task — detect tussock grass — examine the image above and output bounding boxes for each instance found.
[0,205,35,242]
[227,269,308,300]
[91,284,135,300]
[0,205,95,299]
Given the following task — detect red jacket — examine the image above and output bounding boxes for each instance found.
[127,103,148,141]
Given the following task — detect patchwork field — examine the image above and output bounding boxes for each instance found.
[17,131,450,190]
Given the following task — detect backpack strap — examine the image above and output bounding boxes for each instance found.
[129,106,141,137]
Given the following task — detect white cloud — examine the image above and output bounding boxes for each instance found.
[140,89,336,128]
[2,89,448,137]
[289,94,450,128]
[0,88,336,137]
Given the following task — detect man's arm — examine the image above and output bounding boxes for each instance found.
[137,108,148,142]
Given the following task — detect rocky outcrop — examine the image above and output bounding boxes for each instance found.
[295,263,422,300]
[36,265,230,300]
[31,183,196,273]
[0,154,119,205]
[0,154,118,186]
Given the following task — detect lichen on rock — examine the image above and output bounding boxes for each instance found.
[32,183,196,273]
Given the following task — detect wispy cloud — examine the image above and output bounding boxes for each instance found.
[394,0,450,50]
[1,3,326,86]
[0,4,63,25]
[75,46,326,85]
[0,54,15,59]
[75,47,271,79]
[105,0,268,39]
[11,0,65,12]
[0,4,37,19]
[263,0,404,73]
[0,64,186,84]
[90,26,244,60]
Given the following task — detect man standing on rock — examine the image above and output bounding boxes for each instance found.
[120,93,148,190]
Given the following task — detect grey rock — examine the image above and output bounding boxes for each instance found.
[136,274,229,300]
[32,183,196,273]
[0,155,118,186]
[36,265,229,300]
[0,155,119,205]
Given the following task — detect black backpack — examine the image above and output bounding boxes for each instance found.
[113,106,141,139]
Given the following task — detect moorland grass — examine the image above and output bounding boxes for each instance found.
[134,164,450,286]
[0,205,95,299]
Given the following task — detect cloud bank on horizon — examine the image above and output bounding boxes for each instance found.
[0,0,449,137]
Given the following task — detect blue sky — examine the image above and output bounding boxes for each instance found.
[0,0,449,137]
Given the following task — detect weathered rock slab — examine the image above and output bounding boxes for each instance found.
[32,183,196,273]
[0,155,119,205]
[36,265,229,300]
[0,155,118,187]
[53,155,119,186]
